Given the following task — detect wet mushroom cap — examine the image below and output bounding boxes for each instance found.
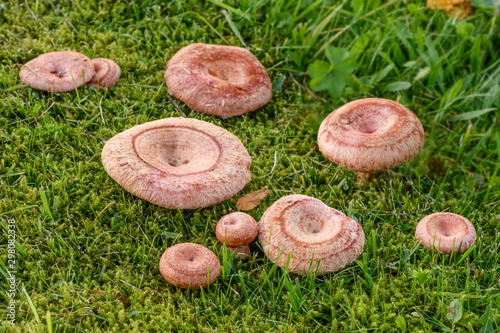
[88,58,121,88]
[20,51,95,92]
[101,117,251,209]
[159,243,221,289]
[415,213,476,254]
[258,194,365,275]
[165,43,272,117]
[318,98,424,173]
[216,212,258,247]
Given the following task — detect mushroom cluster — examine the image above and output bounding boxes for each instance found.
[20,51,120,92]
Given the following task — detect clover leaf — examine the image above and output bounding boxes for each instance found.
[308,46,357,97]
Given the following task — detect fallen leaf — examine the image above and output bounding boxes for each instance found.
[237,186,268,211]
[116,291,130,308]
[427,0,474,17]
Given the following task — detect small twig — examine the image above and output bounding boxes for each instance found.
[98,96,106,125]
[259,151,278,178]
[119,279,138,289]
[287,71,327,103]
[166,91,186,117]
[339,304,361,331]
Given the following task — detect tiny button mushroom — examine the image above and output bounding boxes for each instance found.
[317,98,425,183]
[415,213,476,254]
[159,243,221,289]
[88,58,121,88]
[216,212,258,259]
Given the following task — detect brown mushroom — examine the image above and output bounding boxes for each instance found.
[165,43,272,117]
[317,98,424,183]
[159,243,221,289]
[101,117,251,209]
[88,58,121,88]
[216,212,258,259]
[19,51,95,92]
[415,213,476,254]
[258,194,365,275]
[228,245,252,260]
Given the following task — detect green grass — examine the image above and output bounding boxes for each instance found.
[1,0,499,331]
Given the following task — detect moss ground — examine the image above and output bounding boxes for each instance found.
[0,0,499,332]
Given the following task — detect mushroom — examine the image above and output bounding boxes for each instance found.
[159,243,221,289]
[88,58,121,88]
[317,98,424,183]
[415,213,476,254]
[216,212,258,259]
[19,51,95,92]
[165,43,272,117]
[258,194,365,275]
[101,117,251,209]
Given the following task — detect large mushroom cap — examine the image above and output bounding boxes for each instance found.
[415,213,476,254]
[101,117,251,209]
[216,212,258,247]
[165,43,272,117]
[20,51,95,92]
[88,58,121,88]
[318,98,424,176]
[159,243,221,289]
[258,194,365,275]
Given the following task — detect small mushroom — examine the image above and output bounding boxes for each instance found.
[20,51,95,92]
[165,43,272,117]
[258,194,365,275]
[159,243,221,289]
[88,58,121,88]
[101,117,251,209]
[317,98,424,183]
[216,212,258,259]
[415,213,476,254]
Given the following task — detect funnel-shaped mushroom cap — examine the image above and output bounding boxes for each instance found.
[165,43,272,117]
[101,117,251,209]
[416,213,476,254]
[258,195,365,275]
[159,243,221,289]
[88,58,121,88]
[216,212,258,246]
[318,98,424,173]
[20,51,95,92]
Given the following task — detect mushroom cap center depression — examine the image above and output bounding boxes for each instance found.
[427,216,469,239]
[282,200,344,244]
[205,61,246,85]
[337,107,393,134]
[133,126,222,176]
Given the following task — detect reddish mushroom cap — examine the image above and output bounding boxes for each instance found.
[165,43,272,117]
[318,98,424,173]
[159,243,221,289]
[101,117,251,209]
[415,213,476,254]
[216,212,258,247]
[20,51,95,92]
[258,195,365,275]
[88,58,121,88]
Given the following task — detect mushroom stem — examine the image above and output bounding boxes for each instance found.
[356,171,373,183]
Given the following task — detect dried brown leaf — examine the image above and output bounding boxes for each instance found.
[115,291,130,308]
[237,186,268,211]
[89,290,106,295]
[426,0,474,17]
